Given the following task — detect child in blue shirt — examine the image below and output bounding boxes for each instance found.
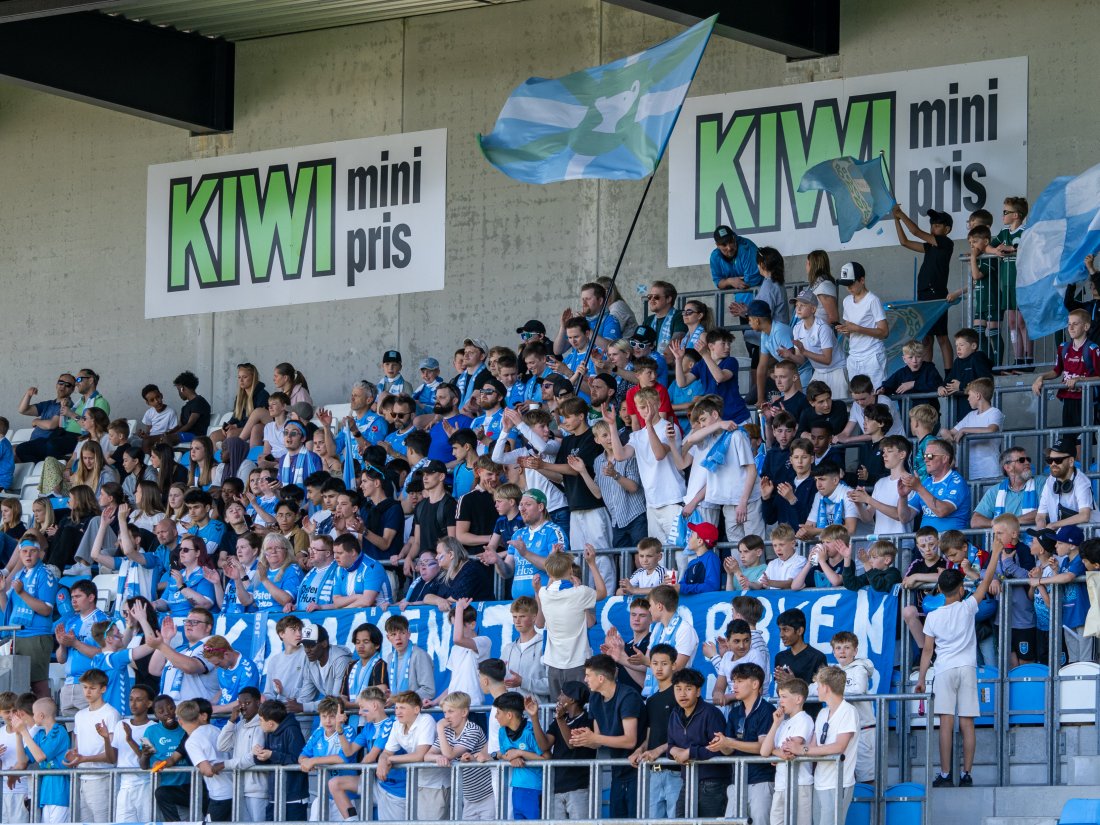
[13,698,70,822]
[1048,526,1090,661]
[330,687,392,820]
[491,691,548,820]
[300,697,356,820]
[681,522,722,595]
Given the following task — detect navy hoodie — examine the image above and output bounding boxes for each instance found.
[263,713,308,802]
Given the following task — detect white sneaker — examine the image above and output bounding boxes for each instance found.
[63,562,91,577]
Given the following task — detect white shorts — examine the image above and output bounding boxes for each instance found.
[78,772,112,822]
[375,787,407,821]
[116,780,153,823]
[647,503,683,543]
[845,352,886,393]
[2,793,29,824]
[933,665,980,717]
[813,368,850,400]
[41,805,70,825]
[856,726,876,783]
[770,784,813,825]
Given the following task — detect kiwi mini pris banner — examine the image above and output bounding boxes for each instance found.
[145,129,446,318]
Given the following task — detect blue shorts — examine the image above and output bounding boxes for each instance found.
[512,787,541,820]
[177,432,196,443]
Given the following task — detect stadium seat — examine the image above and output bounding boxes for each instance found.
[320,402,352,421]
[47,662,65,698]
[10,428,33,446]
[217,411,233,426]
[1060,798,1100,825]
[1008,663,1049,724]
[9,462,31,492]
[1058,662,1100,723]
[92,574,117,614]
[845,782,875,825]
[976,664,998,727]
[885,783,925,825]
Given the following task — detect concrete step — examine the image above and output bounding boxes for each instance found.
[930,785,1084,823]
[983,818,1058,825]
[1065,754,1100,786]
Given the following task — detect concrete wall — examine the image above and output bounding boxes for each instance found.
[0,0,1098,425]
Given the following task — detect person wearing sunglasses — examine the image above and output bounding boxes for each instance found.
[14,374,79,463]
[641,281,686,366]
[471,377,507,454]
[1036,435,1096,530]
[971,446,1042,528]
[277,420,321,488]
[58,368,110,443]
[896,439,971,533]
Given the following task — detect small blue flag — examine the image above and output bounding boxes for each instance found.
[478,15,716,183]
[798,155,896,243]
[881,299,952,374]
[341,422,357,492]
[1017,162,1100,338]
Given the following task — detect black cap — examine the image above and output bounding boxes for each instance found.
[713,225,736,244]
[811,460,843,477]
[383,350,402,363]
[477,376,507,396]
[630,325,658,346]
[516,319,546,335]
[1025,527,1058,555]
[421,460,448,475]
[926,209,954,229]
[543,374,574,396]
[1048,435,1079,458]
[837,261,865,284]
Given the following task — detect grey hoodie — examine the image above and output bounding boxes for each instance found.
[841,657,876,727]
[302,643,355,712]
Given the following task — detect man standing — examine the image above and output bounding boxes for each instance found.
[894,206,955,369]
[455,338,490,411]
[0,535,59,696]
[644,281,687,366]
[142,609,220,702]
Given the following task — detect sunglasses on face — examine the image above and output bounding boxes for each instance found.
[924,453,947,461]
[1047,455,1072,465]
[1010,456,1031,464]
[629,339,651,348]
[56,380,74,388]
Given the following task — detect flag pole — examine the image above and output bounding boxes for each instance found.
[574,172,657,390]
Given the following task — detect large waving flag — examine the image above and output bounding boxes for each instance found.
[798,155,896,243]
[478,15,716,183]
[1017,162,1100,338]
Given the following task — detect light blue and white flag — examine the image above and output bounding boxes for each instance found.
[478,15,716,183]
[1017,162,1100,338]
[341,421,358,491]
[882,299,953,374]
[798,155,896,243]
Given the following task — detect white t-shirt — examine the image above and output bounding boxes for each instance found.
[765,554,807,583]
[842,292,887,359]
[539,582,598,669]
[813,701,860,790]
[868,475,910,535]
[793,318,846,372]
[773,711,816,788]
[112,719,155,786]
[630,567,666,589]
[691,430,760,506]
[0,723,28,794]
[808,484,860,527]
[1039,471,1098,523]
[627,426,687,508]
[812,280,838,324]
[649,608,700,662]
[446,636,492,704]
[141,405,179,436]
[185,724,233,800]
[385,712,448,788]
[262,421,287,460]
[74,703,122,769]
[954,407,1004,479]
[922,595,979,672]
[848,395,904,438]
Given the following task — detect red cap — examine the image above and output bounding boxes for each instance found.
[687,521,719,548]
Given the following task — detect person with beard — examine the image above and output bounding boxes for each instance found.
[418,383,472,465]
[1036,437,1095,530]
[971,446,1044,528]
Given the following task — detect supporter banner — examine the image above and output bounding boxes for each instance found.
[216,587,897,696]
[145,129,447,318]
[667,57,1028,263]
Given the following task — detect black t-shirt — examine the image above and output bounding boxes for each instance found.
[796,401,849,438]
[776,644,829,716]
[361,497,404,560]
[644,685,676,751]
[917,235,954,298]
[589,683,644,777]
[414,493,457,553]
[778,391,810,426]
[180,395,212,435]
[617,633,649,689]
[548,711,596,793]
[457,490,497,552]
[559,428,604,511]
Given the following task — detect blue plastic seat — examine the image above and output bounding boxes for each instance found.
[1060,798,1100,824]
[976,664,998,727]
[885,782,926,825]
[1008,663,1049,724]
[845,782,875,825]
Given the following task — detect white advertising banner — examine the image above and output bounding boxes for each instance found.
[667,57,1028,265]
[145,129,447,318]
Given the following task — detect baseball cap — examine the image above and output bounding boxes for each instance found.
[301,624,328,646]
[1025,528,1058,555]
[418,357,440,371]
[421,460,448,475]
[746,300,772,319]
[630,325,658,346]
[516,319,547,335]
[477,376,507,396]
[1055,525,1085,546]
[1048,435,1079,458]
[837,261,866,284]
[790,288,820,308]
[289,402,313,422]
[688,521,719,548]
[383,350,402,364]
[926,209,954,229]
[463,338,489,355]
[543,374,574,397]
[713,225,736,244]
[522,489,548,506]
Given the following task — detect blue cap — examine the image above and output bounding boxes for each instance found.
[1054,525,1084,546]
[747,300,772,319]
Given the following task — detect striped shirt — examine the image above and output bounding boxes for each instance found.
[592,453,646,528]
[444,721,493,801]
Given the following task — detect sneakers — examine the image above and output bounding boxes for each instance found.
[932,773,954,787]
[62,562,92,577]
[958,773,973,787]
